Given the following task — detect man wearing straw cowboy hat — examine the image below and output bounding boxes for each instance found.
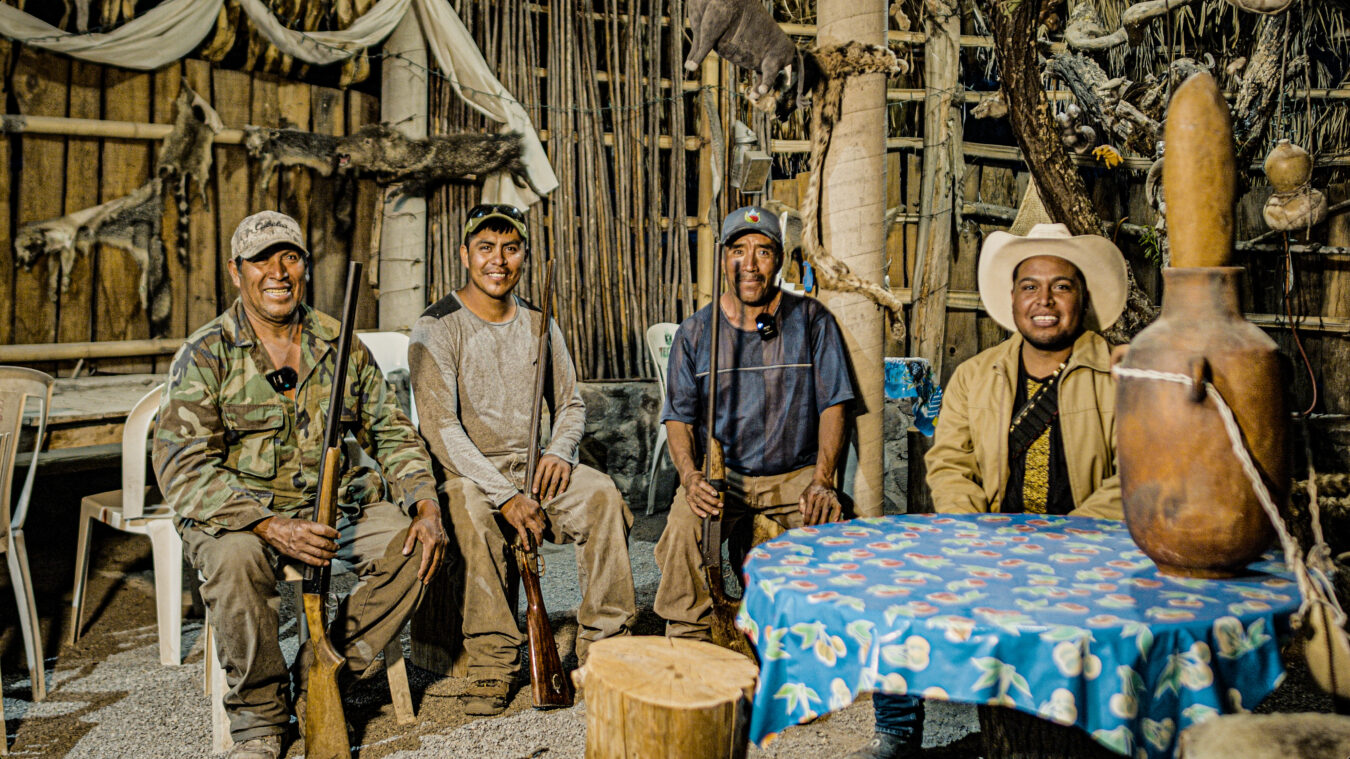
[847,222,1128,759]
[409,203,636,716]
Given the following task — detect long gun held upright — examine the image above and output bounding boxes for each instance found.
[516,254,573,709]
[699,255,751,658]
[301,261,363,759]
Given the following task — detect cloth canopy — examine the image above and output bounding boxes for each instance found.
[0,0,555,206]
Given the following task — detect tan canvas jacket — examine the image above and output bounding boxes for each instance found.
[924,330,1122,520]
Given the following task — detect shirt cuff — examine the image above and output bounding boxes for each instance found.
[203,499,277,536]
[399,477,439,516]
[542,443,579,466]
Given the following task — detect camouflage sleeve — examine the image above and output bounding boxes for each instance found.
[350,343,438,515]
[151,342,279,535]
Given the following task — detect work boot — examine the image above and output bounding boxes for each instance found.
[226,735,282,759]
[843,732,919,759]
[461,678,514,716]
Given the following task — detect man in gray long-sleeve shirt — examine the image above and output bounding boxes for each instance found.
[409,204,636,716]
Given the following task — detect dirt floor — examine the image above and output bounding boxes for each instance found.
[0,467,1336,758]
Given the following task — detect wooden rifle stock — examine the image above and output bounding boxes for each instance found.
[302,261,362,759]
[518,255,573,709]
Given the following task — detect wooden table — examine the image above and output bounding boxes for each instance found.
[19,373,163,471]
[738,513,1300,758]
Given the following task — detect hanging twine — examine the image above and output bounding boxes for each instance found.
[799,41,909,342]
[1111,365,1348,634]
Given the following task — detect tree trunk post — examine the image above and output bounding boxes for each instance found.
[378,11,428,331]
[911,0,962,380]
[816,0,888,517]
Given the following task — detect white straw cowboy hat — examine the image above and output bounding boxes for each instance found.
[977,223,1129,333]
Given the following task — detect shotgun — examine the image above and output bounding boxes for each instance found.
[302,261,362,759]
[516,253,573,709]
[700,250,752,657]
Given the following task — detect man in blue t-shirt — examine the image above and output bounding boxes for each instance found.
[654,206,857,640]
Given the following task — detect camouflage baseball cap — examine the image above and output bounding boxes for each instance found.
[231,211,309,261]
[720,206,782,248]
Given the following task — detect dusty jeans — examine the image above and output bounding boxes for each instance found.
[183,500,424,743]
[654,465,816,640]
[444,459,636,680]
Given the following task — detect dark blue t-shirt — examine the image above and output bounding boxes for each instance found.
[661,291,856,477]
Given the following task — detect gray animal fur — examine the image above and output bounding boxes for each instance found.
[334,123,529,197]
[685,0,799,99]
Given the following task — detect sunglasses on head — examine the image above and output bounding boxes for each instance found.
[466,203,526,223]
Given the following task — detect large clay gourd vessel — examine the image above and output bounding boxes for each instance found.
[1115,73,1287,577]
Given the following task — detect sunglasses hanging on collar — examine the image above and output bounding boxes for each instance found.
[266,366,299,393]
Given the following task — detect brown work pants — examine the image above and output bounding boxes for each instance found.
[444,460,636,680]
[183,500,424,743]
[654,465,816,640]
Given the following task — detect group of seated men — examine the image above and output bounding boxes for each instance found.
[150,202,1127,759]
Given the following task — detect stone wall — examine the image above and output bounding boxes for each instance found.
[577,380,913,515]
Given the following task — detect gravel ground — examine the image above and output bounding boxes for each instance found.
[0,469,1334,758]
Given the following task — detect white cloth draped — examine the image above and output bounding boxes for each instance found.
[0,0,221,70]
[413,0,557,206]
[235,0,411,66]
[0,0,555,207]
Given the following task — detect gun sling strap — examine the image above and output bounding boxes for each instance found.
[1006,360,1068,462]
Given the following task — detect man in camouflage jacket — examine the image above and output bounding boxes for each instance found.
[154,211,448,759]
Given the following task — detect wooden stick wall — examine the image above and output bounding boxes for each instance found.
[427,0,695,381]
[0,45,381,373]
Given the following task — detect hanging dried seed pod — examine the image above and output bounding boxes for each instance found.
[1263,140,1328,231]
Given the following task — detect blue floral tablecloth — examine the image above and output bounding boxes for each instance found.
[737,513,1299,758]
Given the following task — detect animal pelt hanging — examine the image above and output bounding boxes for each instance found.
[334,123,530,197]
[798,41,910,342]
[243,126,343,190]
[14,180,170,333]
[158,84,225,264]
[684,0,810,119]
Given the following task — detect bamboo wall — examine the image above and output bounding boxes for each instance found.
[0,45,381,374]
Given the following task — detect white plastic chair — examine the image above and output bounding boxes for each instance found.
[68,384,184,666]
[644,323,679,516]
[358,331,416,426]
[0,366,55,702]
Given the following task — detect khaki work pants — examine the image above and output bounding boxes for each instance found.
[444,459,636,680]
[183,500,424,743]
[654,465,816,640]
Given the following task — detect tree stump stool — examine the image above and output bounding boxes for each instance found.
[575,636,759,759]
[1179,713,1350,758]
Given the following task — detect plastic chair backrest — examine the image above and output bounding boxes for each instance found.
[645,323,678,395]
[0,367,55,540]
[121,384,165,520]
[358,331,416,426]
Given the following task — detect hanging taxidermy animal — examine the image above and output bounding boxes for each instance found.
[334,123,530,197]
[1262,140,1328,232]
[684,0,813,119]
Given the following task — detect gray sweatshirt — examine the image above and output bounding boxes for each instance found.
[409,292,585,507]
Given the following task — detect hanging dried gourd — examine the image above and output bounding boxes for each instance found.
[1262,139,1328,231]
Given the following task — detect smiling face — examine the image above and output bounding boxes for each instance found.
[1011,255,1088,352]
[460,226,526,302]
[722,232,782,307]
[229,245,307,328]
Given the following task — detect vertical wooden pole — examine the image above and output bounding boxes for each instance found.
[816,1,888,517]
[97,68,153,374]
[0,40,12,347]
[184,60,219,333]
[12,49,68,352]
[152,63,186,358]
[61,61,101,347]
[695,55,720,309]
[211,69,253,313]
[910,0,961,380]
[348,92,382,331]
[309,86,345,316]
[379,10,429,331]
